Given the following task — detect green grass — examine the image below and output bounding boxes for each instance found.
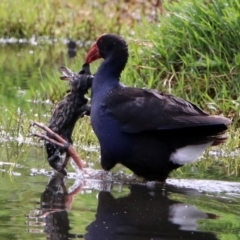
[0,0,161,40]
[1,0,240,179]
[130,0,240,117]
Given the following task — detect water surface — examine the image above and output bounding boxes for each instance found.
[1,164,240,239]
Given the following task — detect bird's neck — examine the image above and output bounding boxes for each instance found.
[92,49,128,92]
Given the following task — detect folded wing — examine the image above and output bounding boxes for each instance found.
[104,86,231,134]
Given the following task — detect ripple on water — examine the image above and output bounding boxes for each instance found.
[28,165,240,194]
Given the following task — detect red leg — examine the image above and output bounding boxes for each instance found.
[32,122,85,170]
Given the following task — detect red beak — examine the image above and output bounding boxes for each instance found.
[86,43,101,63]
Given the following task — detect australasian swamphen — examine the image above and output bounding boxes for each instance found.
[85,34,231,181]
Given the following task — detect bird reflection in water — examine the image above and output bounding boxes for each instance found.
[26,176,84,239]
[85,183,218,240]
[27,176,218,240]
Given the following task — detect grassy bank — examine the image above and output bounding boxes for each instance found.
[125,0,240,118]
[1,0,240,179]
[0,0,161,41]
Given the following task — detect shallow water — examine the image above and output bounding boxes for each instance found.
[1,162,240,240]
[1,43,240,239]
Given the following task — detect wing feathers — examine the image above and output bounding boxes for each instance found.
[105,86,231,133]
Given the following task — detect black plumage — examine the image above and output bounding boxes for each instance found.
[34,63,93,175]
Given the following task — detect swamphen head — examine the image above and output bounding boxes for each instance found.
[85,34,231,182]
[86,34,128,63]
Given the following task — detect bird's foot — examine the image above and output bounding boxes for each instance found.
[32,122,85,172]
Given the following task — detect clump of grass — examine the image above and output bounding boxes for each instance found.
[128,0,240,118]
